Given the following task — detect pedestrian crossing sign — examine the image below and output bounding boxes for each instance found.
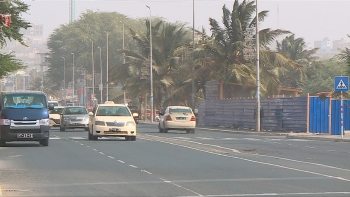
[334,76,349,91]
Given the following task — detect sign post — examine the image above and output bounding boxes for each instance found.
[334,76,349,137]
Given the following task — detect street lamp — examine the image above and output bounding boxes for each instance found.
[62,57,66,106]
[146,5,154,123]
[255,0,261,132]
[105,31,109,101]
[192,0,195,110]
[120,21,126,103]
[71,52,75,106]
[90,39,95,106]
[97,46,103,104]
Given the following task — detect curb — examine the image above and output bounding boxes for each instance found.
[286,134,350,142]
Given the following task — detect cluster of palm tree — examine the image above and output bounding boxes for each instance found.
[46,0,319,109]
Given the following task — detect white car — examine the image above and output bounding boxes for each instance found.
[49,106,65,127]
[158,106,196,134]
[88,102,137,141]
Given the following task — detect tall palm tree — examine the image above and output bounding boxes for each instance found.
[276,35,318,87]
[109,20,190,109]
[194,0,297,98]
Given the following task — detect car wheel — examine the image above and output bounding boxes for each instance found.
[40,139,49,146]
[130,136,136,141]
[125,136,131,141]
[60,126,65,132]
[85,127,89,131]
[0,140,6,147]
[191,129,195,134]
[158,124,163,133]
[186,129,191,134]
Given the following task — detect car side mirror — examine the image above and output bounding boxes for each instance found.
[88,112,94,116]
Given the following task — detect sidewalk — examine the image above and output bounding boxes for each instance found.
[139,120,350,142]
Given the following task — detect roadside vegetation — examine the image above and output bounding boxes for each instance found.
[3,0,350,107]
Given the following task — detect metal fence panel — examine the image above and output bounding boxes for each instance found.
[198,97,307,132]
[309,97,329,133]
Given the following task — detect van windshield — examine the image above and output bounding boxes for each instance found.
[3,94,47,109]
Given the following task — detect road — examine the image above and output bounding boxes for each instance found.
[1,124,350,197]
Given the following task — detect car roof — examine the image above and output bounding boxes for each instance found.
[98,104,126,107]
[168,106,191,109]
[64,106,86,108]
[1,91,46,95]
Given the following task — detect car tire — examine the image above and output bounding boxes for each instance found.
[0,140,6,147]
[191,129,195,134]
[163,128,168,133]
[158,124,163,133]
[40,139,49,146]
[85,127,89,131]
[125,136,131,141]
[130,136,136,141]
[186,129,191,134]
[60,126,65,132]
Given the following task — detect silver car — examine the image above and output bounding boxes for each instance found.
[60,106,89,131]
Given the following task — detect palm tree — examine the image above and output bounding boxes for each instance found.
[194,0,297,98]
[109,20,191,109]
[276,35,318,87]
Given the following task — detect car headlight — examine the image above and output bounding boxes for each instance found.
[83,117,89,121]
[39,119,50,126]
[95,121,105,126]
[0,119,11,125]
[126,121,135,126]
[63,117,70,121]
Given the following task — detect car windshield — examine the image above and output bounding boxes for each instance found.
[49,107,64,114]
[48,102,59,106]
[63,107,88,115]
[97,106,131,116]
[169,108,192,113]
[3,94,47,109]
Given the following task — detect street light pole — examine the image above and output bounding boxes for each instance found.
[120,21,126,103]
[62,57,66,106]
[98,46,102,104]
[71,52,75,106]
[90,39,95,106]
[105,31,109,101]
[192,0,195,110]
[146,5,154,123]
[255,0,261,132]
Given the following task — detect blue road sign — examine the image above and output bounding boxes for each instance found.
[334,76,349,92]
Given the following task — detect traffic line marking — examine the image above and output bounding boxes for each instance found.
[129,165,138,168]
[141,170,152,175]
[117,160,125,163]
[108,156,115,159]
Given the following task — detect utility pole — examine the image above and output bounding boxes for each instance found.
[255,0,261,132]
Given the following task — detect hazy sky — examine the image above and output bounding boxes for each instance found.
[21,0,350,48]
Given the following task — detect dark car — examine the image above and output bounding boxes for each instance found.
[0,91,54,147]
[128,105,140,124]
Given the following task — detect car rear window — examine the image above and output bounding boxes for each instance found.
[169,108,192,113]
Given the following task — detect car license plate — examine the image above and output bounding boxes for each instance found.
[109,128,119,132]
[176,117,186,120]
[17,133,33,138]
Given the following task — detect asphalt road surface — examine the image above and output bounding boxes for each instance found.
[1,124,350,197]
